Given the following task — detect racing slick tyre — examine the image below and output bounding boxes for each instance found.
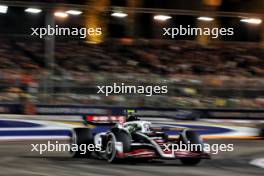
[71,128,93,158]
[106,129,131,163]
[179,130,202,166]
[258,124,264,139]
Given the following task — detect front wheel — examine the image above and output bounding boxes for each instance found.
[106,130,131,163]
[179,130,203,166]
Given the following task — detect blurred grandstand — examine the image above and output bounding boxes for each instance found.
[1,37,264,108]
[0,1,264,109]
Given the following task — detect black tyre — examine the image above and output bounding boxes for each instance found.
[106,129,131,163]
[179,130,202,166]
[71,128,93,158]
[258,124,264,139]
[180,158,201,166]
[261,129,264,138]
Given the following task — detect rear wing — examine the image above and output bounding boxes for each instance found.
[84,115,125,125]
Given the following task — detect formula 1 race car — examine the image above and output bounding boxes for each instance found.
[71,115,210,165]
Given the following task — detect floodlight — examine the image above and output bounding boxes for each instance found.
[197,16,214,22]
[240,18,262,25]
[111,12,128,18]
[0,5,8,14]
[154,15,172,21]
[66,10,82,15]
[54,11,68,18]
[25,8,42,14]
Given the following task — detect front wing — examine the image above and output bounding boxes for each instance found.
[114,142,210,160]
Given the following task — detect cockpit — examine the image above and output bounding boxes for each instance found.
[124,121,152,133]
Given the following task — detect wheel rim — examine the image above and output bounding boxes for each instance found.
[106,137,116,162]
[106,141,113,155]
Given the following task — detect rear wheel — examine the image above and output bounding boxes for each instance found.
[259,124,264,138]
[106,130,131,163]
[71,128,93,158]
[179,130,202,166]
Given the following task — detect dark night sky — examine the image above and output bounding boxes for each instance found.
[0,0,262,42]
[5,0,264,12]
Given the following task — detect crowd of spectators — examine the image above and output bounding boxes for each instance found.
[54,39,264,77]
[0,37,264,108]
[1,37,264,77]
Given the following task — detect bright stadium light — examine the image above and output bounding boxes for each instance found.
[197,16,214,22]
[25,8,42,14]
[0,5,8,14]
[154,15,172,21]
[54,11,68,18]
[66,10,82,15]
[240,18,262,25]
[111,12,128,18]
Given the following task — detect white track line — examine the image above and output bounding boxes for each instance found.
[250,158,264,169]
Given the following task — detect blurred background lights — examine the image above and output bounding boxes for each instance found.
[197,16,214,21]
[153,15,172,21]
[66,10,82,15]
[25,8,42,14]
[0,5,8,14]
[111,12,128,18]
[54,11,69,18]
[240,18,262,25]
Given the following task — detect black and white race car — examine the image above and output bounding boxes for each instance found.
[71,115,210,165]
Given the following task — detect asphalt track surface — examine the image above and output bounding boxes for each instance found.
[0,140,263,176]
